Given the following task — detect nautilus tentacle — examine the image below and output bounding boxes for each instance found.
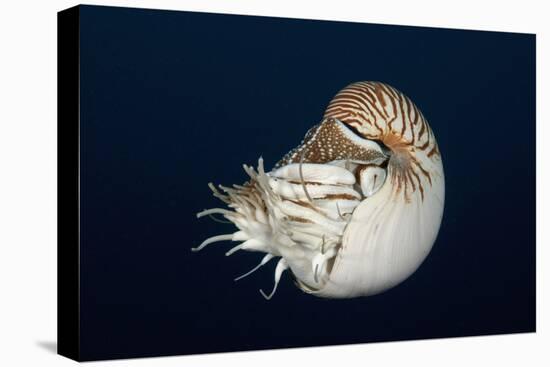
[194,81,444,299]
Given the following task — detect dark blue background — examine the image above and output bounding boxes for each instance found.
[78,5,536,361]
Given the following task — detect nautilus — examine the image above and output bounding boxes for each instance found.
[193,81,444,299]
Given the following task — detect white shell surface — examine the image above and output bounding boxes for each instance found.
[304,159,445,297]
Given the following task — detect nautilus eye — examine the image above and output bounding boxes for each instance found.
[193,81,445,299]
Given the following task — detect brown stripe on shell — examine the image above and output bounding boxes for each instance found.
[322,82,441,202]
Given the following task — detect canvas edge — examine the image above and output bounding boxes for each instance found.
[57,4,81,362]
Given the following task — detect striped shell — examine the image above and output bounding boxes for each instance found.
[194,81,445,299]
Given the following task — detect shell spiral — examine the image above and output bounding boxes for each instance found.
[194,81,445,299]
[307,81,444,297]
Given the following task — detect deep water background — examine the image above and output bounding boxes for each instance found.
[78,5,536,361]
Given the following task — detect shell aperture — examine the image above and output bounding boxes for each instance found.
[194,81,444,299]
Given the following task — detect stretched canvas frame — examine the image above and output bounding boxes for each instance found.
[58,5,536,361]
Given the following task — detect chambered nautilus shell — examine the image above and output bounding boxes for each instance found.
[193,81,445,299]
